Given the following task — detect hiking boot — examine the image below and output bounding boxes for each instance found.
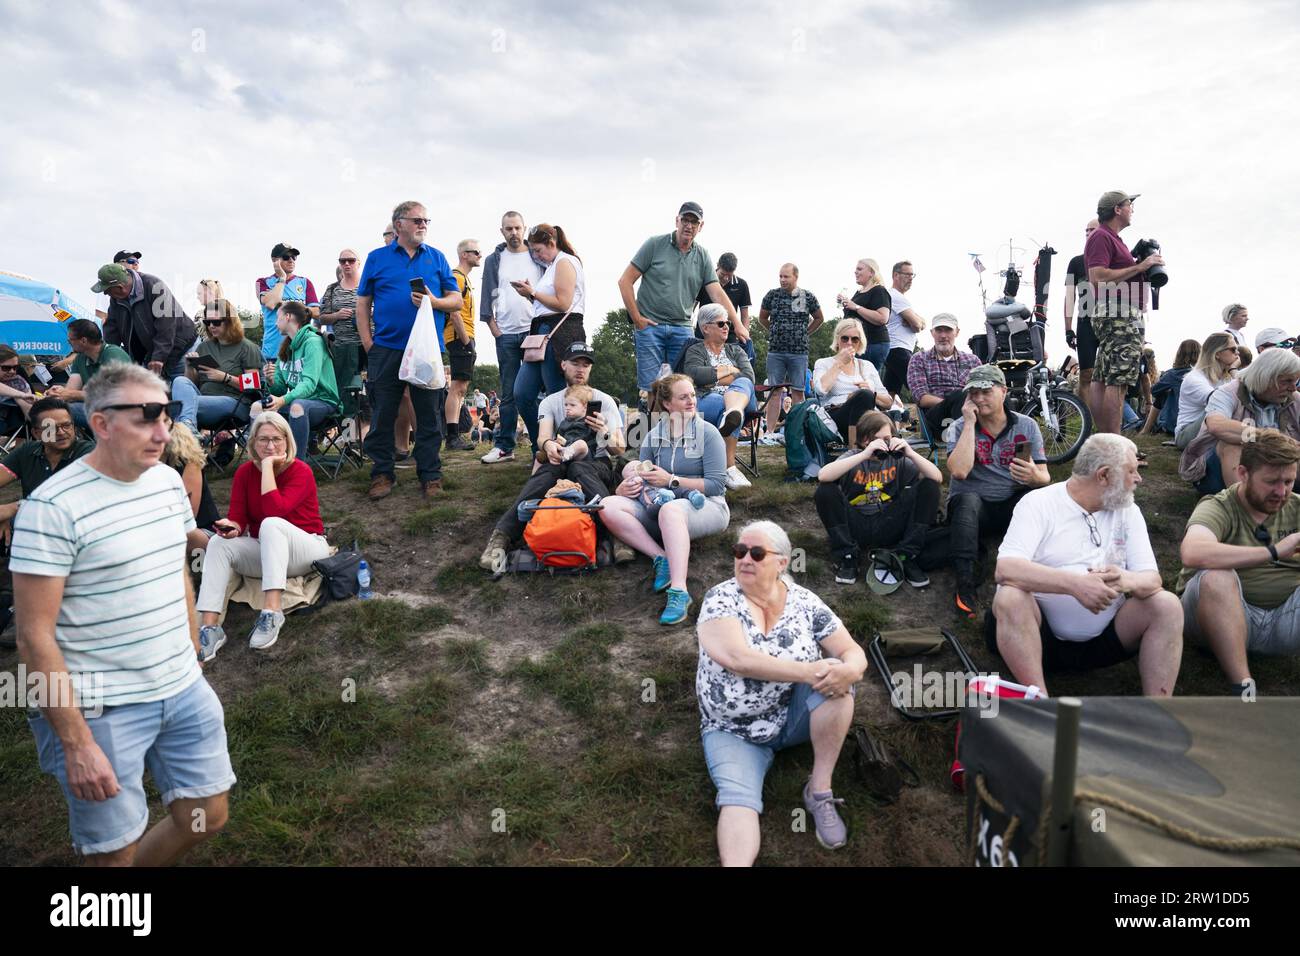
[368,475,395,500]
[480,530,510,572]
[612,540,636,564]
[480,447,515,464]
[833,554,857,585]
[248,610,286,651]
[652,555,672,593]
[900,556,930,589]
[954,587,979,620]
[198,625,227,663]
[724,465,751,490]
[803,781,848,850]
[422,479,443,501]
[445,435,474,451]
[719,409,744,438]
[659,588,692,625]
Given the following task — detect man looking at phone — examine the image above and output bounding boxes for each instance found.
[12,363,234,865]
[479,343,625,570]
[257,242,320,362]
[479,211,544,464]
[946,364,1050,618]
[44,319,133,428]
[357,201,462,502]
[990,433,1182,696]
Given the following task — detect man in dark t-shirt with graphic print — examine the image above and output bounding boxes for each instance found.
[695,252,755,361]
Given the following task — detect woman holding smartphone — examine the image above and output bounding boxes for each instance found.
[508,223,586,448]
[193,411,330,662]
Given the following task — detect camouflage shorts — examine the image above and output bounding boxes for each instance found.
[1091,310,1143,387]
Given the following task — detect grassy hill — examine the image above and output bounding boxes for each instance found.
[1,433,1296,865]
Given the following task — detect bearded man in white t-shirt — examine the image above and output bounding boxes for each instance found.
[480,210,545,464]
[989,433,1184,696]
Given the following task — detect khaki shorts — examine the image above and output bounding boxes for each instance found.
[1180,569,1300,655]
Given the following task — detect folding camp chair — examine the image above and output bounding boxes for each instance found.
[912,407,943,465]
[307,375,366,480]
[737,382,788,479]
[866,627,981,722]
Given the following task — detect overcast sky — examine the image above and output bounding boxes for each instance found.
[3,0,1298,366]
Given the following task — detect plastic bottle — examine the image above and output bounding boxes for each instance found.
[357,560,373,600]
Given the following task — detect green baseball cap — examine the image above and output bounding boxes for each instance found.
[91,263,131,293]
[964,364,1006,391]
[1097,190,1140,216]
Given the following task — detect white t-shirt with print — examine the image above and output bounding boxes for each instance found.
[997,482,1158,641]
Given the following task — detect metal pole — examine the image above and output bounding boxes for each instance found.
[1045,696,1083,867]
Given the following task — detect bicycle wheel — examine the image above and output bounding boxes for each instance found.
[1025,389,1092,464]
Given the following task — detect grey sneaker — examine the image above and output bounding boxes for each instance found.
[198,625,227,663]
[480,529,510,572]
[248,610,286,651]
[803,782,848,850]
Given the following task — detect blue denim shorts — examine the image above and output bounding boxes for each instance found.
[702,681,850,813]
[766,352,809,392]
[29,675,236,856]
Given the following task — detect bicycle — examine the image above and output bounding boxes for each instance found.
[996,356,1093,464]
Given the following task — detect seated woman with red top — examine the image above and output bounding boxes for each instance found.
[194,411,330,662]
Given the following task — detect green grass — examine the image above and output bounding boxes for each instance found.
[509,624,627,720]
[404,504,463,535]
[319,598,452,650]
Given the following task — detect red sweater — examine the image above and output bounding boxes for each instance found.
[227,459,323,537]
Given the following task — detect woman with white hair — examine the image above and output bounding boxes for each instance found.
[194,411,330,662]
[812,318,891,443]
[679,302,757,488]
[696,520,867,866]
[1179,345,1300,493]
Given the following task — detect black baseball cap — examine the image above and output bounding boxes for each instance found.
[565,342,596,363]
[678,201,704,221]
[113,250,142,262]
[271,242,301,258]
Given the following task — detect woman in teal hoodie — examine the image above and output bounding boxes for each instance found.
[264,301,342,461]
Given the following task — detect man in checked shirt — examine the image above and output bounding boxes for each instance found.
[906,313,982,442]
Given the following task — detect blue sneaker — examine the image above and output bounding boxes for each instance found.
[659,588,692,625]
[652,555,672,593]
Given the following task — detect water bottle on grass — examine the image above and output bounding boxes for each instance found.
[357,559,373,600]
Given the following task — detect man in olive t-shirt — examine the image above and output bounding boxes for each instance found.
[44,319,132,428]
[1177,432,1300,691]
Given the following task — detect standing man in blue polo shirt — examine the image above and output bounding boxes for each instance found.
[357,201,463,502]
[257,242,320,362]
[618,202,739,404]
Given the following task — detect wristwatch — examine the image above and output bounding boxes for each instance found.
[669,477,680,490]
[1267,543,1282,566]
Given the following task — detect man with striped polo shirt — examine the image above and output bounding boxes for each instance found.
[12,363,234,864]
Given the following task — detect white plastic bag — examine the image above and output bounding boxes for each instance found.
[399,292,446,390]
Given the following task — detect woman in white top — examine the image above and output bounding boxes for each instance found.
[509,223,587,448]
[1175,332,1239,449]
[812,318,892,443]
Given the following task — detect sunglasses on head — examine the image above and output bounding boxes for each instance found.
[101,401,182,422]
[731,543,771,561]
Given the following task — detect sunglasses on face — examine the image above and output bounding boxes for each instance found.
[402,218,431,227]
[0,363,19,372]
[731,543,771,561]
[40,420,76,434]
[839,335,861,343]
[338,257,357,264]
[203,318,227,327]
[713,321,730,328]
[279,255,297,261]
[101,400,182,423]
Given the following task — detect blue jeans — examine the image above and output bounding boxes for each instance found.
[493,331,527,454]
[702,681,847,813]
[864,342,890,373]
[514,321,566,448]
[279,398,337,462]
[363,344,443,481]
[697,377,757,428]
[29,675,235,856]
[171,377,250,434]
[634,323,695,392]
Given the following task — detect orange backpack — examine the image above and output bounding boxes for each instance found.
[522,500,598,569]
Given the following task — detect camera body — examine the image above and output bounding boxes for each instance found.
[1130,238,1169,288]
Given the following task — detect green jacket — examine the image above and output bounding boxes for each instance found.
[271,325,341,411]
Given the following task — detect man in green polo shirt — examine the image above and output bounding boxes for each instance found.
[44,319,132,428]
[0,396,93,545]
[1178,430,1300,694]
[617,201,739,402]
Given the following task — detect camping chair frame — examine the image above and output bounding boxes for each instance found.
[738,382,788,478]
[867,627,981,721]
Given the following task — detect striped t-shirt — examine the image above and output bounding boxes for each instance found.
[10,459,200,708]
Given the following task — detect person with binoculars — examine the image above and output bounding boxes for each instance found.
[814,409,943,588]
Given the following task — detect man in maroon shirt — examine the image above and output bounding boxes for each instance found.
[1085,190,1165,434]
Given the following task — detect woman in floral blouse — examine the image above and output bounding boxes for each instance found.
[696,520,867,866]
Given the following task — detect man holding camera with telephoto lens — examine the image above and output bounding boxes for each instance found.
[1085,190,1165,435]
[814,409,944,589]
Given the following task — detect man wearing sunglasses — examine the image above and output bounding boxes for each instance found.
[44,319,133,429]
[0,397,93,550]
[93,263,196,380]
[112,250,142,272]
[12,363,234,865]
[1179,430,1300,694]
[992,434,1182,697]
[257,242,320,362]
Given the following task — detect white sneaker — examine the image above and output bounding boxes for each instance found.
[724,465,751,489]
[759,434,785,447]
[248,610,286,651]
[480,447,515,464]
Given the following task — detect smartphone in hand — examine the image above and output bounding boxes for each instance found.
[586,400,602,419]
[409,278,427,294]
[1014,439,1032,461]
